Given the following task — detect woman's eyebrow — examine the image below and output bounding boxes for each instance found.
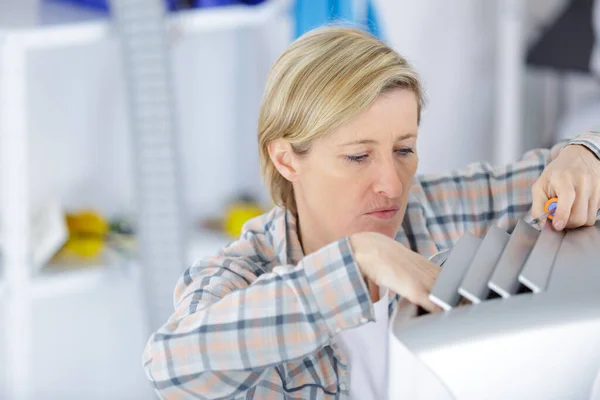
[340,133,416,146]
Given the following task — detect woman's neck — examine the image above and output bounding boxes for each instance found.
[296,211,324,256]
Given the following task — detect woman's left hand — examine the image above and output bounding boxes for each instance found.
[532,145,600,231]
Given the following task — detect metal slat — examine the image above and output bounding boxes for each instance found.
[458,226,510,304]
[548,223,600,293]
[429,232,482,311]
[488,219,539,297]
[518,228,565,293]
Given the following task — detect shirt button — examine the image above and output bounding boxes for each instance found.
[340,382,347,391]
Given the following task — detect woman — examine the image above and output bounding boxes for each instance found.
[143,26,600,399]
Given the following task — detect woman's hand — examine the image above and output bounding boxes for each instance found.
[349,232,442,313]
[532,145,600,231]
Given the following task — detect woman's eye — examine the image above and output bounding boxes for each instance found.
[396,147,414,156]
[344,154,368,163]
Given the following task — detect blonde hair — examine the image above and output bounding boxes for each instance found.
[258,25,425,214]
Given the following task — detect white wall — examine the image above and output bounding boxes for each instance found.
[0,0,39,27]
[374,0,600,173]
[373,0,498,173]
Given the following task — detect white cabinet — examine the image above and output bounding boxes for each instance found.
[0,1,291,398]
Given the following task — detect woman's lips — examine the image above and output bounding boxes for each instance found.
[365,208,399,220]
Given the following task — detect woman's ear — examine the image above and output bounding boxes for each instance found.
[268,139,299,182]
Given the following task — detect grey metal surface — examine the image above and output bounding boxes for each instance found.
[458,226,510,303]
[488,219,539,297]
[518,227,565,293]
[548,223,600,293]
[429,232,482,310]
[390,289,600,400]
[393,287,600,357]
[390,221,600,400]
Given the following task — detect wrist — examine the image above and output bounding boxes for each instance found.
[349,233,366,273]
[349,232,377,277]
[565,143,600,161]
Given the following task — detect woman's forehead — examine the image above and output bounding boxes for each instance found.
[322,92,419,147]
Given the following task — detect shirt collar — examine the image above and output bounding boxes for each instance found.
[269,207,305,266]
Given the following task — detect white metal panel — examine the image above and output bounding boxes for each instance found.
[0,34,33,400]
[496,0,525,165]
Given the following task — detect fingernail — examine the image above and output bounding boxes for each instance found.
[554,220,564,230]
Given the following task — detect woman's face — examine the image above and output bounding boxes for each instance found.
[291,88,419,243]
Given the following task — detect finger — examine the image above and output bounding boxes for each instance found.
[417,262,442,312]
[396,297,418,318]
[417,290,443,313]
[588,186,600,225]
[587,199,598,226]
[531,180,548,220]
[552,184,575,231]
[565,185,590,229]
[458,297,472,306]
[598,191,600,221]
[420,264,440,290]
[400,282,441,313]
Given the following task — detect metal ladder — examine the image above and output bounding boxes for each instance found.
[110,0,187,330]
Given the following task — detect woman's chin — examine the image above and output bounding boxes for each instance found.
[355,221,401,238]
[377,227,398,239]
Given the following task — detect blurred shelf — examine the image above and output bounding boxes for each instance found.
[31,247,138,299]
[0,229,231,301]
[31,228,233,298]
[0,0,291,50]
[36,227,233,298]
[0,247,137,301]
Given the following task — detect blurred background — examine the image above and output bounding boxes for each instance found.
[0,0,599,398]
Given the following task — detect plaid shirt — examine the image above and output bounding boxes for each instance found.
[143,132,600,400]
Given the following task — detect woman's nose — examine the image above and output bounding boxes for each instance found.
[374,161,403,198]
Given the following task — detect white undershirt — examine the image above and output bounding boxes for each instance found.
[335,288,389,399]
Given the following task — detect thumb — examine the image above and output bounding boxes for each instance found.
[531,179,549,219]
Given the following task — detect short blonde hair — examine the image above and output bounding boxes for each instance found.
[258,26,425,214]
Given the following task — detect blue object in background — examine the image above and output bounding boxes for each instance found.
[192,0,265,8]
[45,0,111,11]
[44,0,264,12]
[365,0,380,38]
[294,0,382,39]
[43,0,177,12]
[330,0,353,21]
[193,0,235,7]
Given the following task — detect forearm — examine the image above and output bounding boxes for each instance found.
[143,237,371,393]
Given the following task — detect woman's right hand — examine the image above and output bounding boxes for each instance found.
[349,231,443,313]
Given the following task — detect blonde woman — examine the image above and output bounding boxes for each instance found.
[143,27,600,399]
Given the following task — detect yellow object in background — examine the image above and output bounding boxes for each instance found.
[224,202,264,237]
[64,210,109,258]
